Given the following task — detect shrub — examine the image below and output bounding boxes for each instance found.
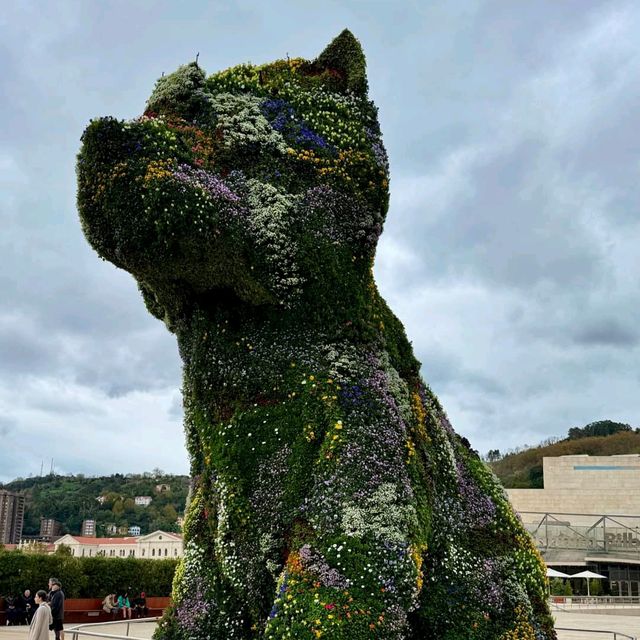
[0,549,176,597]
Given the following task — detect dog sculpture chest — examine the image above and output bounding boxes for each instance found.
[78,30,555,640]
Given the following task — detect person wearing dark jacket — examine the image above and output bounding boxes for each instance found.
[5,595,20,625]
[48,577,65,640]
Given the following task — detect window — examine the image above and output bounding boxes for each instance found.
[174,549,178,556]
[82,549,85,557]
[152,548,155,557]
[165,548,168,556]
[142,549,145,557]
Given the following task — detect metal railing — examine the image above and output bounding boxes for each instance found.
[65,615,638,640]
[551,595,640,608]
[67,617,160,640]
[522,511,640,558]
[556,629,635,640]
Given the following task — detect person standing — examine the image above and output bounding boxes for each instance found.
[48,577,65,640]
[28,591,52,640]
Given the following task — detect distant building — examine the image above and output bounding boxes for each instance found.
[509,454,640,596]
[176,516,184,530]
[17,540,55,553]
[105,523,118,535]
[155,484,170,494]
[509,454,640,518]
[81,519,96,537]
[135,496,152,507]
[128,525,141,536]
[96,496,107,504]
[0,490,25,544]
[53,530,183,559]
[39,517,62,542]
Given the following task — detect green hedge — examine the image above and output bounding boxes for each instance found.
[0,549,176,597]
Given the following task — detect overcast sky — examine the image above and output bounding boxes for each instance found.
[1,0,638,483]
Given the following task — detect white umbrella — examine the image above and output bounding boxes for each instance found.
[570,570,606,596]
[546,568,570,578]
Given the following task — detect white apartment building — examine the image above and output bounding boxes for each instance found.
[53,530,183,559]
[135,496,153,507]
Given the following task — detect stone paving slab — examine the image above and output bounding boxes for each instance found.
[555,610,640,639]
[3,614,639,640]
[0,622,156,640]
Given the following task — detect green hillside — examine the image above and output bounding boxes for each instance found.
[1,472,189,537]
[490,429,640,488]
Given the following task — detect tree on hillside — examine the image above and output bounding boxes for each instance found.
[568,420,632,440]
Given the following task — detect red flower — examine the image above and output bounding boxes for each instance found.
[324,604,335,610]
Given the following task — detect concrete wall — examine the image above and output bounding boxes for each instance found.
[507,455,640,523]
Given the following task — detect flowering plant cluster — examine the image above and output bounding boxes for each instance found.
[77,30,555,639]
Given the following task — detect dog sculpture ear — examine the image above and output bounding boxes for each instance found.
[315,29,368,96]
[145,62,209,121]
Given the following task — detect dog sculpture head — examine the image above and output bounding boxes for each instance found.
[78,30,389,330]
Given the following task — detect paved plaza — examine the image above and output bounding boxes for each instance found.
[3,614,640,640]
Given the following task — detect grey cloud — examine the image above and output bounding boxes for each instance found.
[1,0,639,477]
[418,345,508,399]
[168,393,184,422]
[0,417,16,438]
[0,316,59,375]
[574,318,638,347]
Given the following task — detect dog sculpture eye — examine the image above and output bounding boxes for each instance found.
[77,30,556,640]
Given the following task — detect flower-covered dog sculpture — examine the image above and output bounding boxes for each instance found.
[78,30,555,640]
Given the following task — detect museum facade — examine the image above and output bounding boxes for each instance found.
[508,454,640,596]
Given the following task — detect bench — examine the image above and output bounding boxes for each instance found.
[0,597,170,625]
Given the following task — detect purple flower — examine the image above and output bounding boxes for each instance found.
[172,164,241,203]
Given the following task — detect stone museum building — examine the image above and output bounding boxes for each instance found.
[508,455,640,596]
[52,529,183,559]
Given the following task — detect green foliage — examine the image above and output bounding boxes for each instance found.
[549,578,564,596]
[563,581,573,596]
[78,30,555,640]
[0,473,188,536]
[490,430,640,488]
[147,63,209,122]
[589,579,602,596]
[0,547,176,598]
[568,420,632,440]
[316,29,369,96]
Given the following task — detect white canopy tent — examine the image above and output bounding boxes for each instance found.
[546,568,570,578]
[570,570,607,596]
